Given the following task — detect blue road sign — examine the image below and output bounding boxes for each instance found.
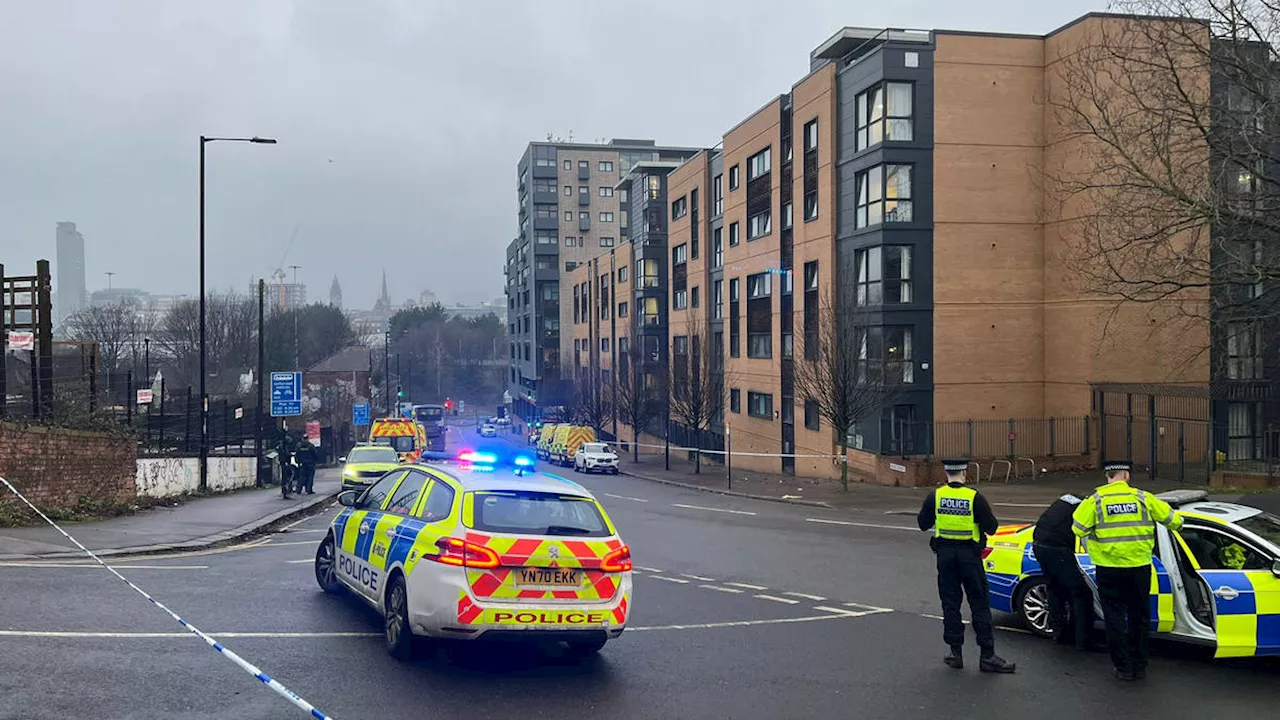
[353,403,371,426]
[271,400,302,417]
[270,372,302,402]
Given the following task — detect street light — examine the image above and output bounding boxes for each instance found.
[199,134,276,493]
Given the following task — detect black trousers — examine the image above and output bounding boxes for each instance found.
[936,542,995,653]
[280,462,294,497]
[299,464,316,493]
[1095,564,1152,673]
[1034,543,1093,648]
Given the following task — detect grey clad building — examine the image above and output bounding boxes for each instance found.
[55,221,87,323]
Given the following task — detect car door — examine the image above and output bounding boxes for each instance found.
[1074,531,1172,633]
[1177,523,1278,658]
[336,469,407,601]
[364,469,431,605]
[396,475,459,579]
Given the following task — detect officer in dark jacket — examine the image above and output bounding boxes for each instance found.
[277,433,295,499]
[295,440,318,495]
[918,458,1016,673]
[1032,494,1093,649]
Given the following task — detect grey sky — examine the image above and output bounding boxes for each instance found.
[0,0,1099,309]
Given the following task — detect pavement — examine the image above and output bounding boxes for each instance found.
[0,434,1276,719]
[0,469,341,560]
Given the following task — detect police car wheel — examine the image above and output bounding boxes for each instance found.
[314,536,342,594]
[384,575,415,660]
[1015,577,1053,638]
[564,637,607,657]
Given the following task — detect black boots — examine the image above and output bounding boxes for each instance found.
[979,654,1017,673]
[944,646,963,669]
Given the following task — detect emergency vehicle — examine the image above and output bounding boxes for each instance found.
[314,450,632,660]
[985,490,1280,658]
[369,417,429,463]
[549,425,597,467]
[535,423,562,460]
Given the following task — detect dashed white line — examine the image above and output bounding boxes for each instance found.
[783,591,827,602]
[286,559,314,564]
[754,594,800,605]
[603,493,650,503]
[649,575,690,584]
[0,631,380,639]
[276,528,327,535]
[636,565,664,573]
[993,502,1050,508]
[723,582,767,591]
[699,584,743,594]
[0,563,209,570]
[671,503,757,516]
[681,573,716,582]
[804,517,916,531]
[626,613,884,632]
[259,540,319,547]
[844,602,895,613]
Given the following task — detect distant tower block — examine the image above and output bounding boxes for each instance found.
[330,275,343,309]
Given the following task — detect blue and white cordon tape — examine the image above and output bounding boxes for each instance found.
[0,476,336,719]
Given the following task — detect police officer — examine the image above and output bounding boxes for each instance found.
[918,458,1016,673]
[277,433,295,499]
[1072,460,1182,681]
[295,440,317,495]
[1032,494,1093,649]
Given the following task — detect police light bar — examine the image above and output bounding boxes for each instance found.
[459,450,498,464]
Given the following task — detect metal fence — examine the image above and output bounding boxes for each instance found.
[923,417,1092,460]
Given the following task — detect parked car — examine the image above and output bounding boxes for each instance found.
[575,442,620,474]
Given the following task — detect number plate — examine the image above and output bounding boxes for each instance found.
[513,568,581,587]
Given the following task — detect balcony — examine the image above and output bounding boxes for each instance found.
[533,191,558,205]
[579,215,591,232]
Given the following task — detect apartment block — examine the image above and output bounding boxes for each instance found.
[505,140,699,420]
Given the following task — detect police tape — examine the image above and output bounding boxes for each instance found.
[616,440,846,460]
[0,476,336,720]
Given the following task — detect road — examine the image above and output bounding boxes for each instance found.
[1,430,1277,719]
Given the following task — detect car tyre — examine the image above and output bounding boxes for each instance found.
[1014,576,1053,638]
[385,574,415,661]
[610,467,619,475]
[314,535,342,594]
[565,637,607,657]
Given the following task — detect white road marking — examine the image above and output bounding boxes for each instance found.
[286,559,314,564]
[0,563,209,570]
[635,565,664,573]
[280,512,335,531]
[681,573,716,581]
[804,517,916,531]
[843,602,895,613]
[0,631,380,639]
[993,503,1049,508]
[699,584,743,594]
[783,591,827,602]
[755,594,800,605]
[723,582,767,591]
[671,503,757,516]
[259,540,320,548]
[276,528,327,535]
[627,611,891,632]
[649,575,690,584]
[814,605,883,617]
[603,493,649,503]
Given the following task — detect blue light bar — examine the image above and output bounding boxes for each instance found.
[460,451,499,464]
[513,455,533,467]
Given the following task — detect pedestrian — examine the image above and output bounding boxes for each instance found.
[1032,493,1094,649]
[917,458,1016,673]
[296,439,317,495]
[277,433,295,499]
[1072,460,1182,681]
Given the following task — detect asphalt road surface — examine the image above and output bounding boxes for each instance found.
[2,436,1277,719]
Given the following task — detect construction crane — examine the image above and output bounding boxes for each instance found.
[271,224,302,284]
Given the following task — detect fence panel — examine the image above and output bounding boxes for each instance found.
[929,417,1090,459]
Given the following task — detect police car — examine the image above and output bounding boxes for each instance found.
[338,445,402,490]
[985,490,1280,658]
[314,449,633,660]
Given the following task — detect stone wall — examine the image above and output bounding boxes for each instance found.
[0,423,136,511]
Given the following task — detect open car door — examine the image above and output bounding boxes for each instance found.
[1074,530,1174,633]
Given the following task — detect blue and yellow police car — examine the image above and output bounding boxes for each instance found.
[314,449,633,660]
[985,490,1280,658]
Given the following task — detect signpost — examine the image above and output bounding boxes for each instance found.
[135,389,154,405]
[270,371,302,417]
[352,403,371,427]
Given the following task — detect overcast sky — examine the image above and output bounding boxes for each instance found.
[1,0,1100,309]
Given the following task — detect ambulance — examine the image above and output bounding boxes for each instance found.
[550,425,597,467]
[369,417,429,463]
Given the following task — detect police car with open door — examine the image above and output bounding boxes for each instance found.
[313,449,633,660]
[985,490,1280,658]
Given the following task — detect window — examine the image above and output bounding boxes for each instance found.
[641,297,660,326]
[747,391,773,419]
[418,480,456,522]
[782,202,793,229]
[618,337,629,354]
[712,227,724,268]
[385,470,428,515]
[747,273,771,299]
[855,246,913,306]
[639,259,659,288]
[730,388,741,413]
[1180,524,1271,570]
[535,231,556,245]
[855,165,913,228]
[1229,402,1265,461]
[618,266,628,283]
[712,174,724,214]
[564,185,573,196]
[804,399,820,430]
[533,179,556,194]
[579,211,589,222]
[673,335,689,356]
[471,490,610,537]
[673,289,688,310]
[904,51,919,68]
[599,236,615,247]
[857,326,915,384]
[599,160,614,172]
[713,279,723,319]
[564,159,572,170]
[729,222,740,247]
[599,212,614,222]
[646,174,661,200]
[601,338,610,352]
[803,119,819,153]
[360,470,406,510]
[563,236,577,247]
[728,165,739,190]
[672,196,688,219]
[730,277,740,302]
[747,148,771,180]
[691,286,700,309]
[618,301,628,318]
[579,160,589,172]
[534,205,557,219]
[599,186,614,197]
[673,244,687,265]
[747,210,772,239]
[856,83,914,151]
[1226,322,1263,380]
[804,190,818,221]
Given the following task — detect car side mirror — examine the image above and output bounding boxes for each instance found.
[1273,559,1280,578]
[338,456,347,463]
[337,490,360,507]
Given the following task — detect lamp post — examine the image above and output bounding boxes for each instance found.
[143,337,150,381]
[199,134,276,492]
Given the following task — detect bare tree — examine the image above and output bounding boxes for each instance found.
[568,367,612,431]
[793,300,898,491]
[1048,1,1280,374]
[63,300,150,378]
[613,345,661,463]
[667,315,729,474]
[153,293,255,393]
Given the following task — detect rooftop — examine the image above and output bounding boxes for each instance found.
[307,346,371,374]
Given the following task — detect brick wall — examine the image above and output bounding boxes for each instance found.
[0,423,137,513]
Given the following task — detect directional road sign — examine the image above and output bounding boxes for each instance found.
[353,403,371,427]
[270,371,303,417]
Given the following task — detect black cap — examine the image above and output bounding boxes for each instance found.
[1103,459,1133,472]
[942,458,970,473]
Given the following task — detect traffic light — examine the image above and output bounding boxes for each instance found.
[396,385,404,399]
[445,400,452,410]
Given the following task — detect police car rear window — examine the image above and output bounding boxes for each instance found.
[468,491,610,537]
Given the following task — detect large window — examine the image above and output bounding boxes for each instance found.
[746,273,772,359]
[855,82,913,151]
[747,210,772,240]
[729,222,740,247]
[803,119,819,153]
[729,165,739,190]
[857,326,914,384]
[855,165,913,228]
[639,259,659,288]
[617,265,628,283]
[855,246,914,306]
[713,279,723,319]
[804,399,820,431]
[1228,402,1264,461]
[747,273,771,299]
[641,297,660,326]
[713,174,724,215]
[1226,322,1263,380]
[672,196,688,219]
[535,231,556,245]
[673,244,687,266]
[673,289,688,310]
[747,391,773,419]
[712,227,723,268]
[747,147,771,181]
